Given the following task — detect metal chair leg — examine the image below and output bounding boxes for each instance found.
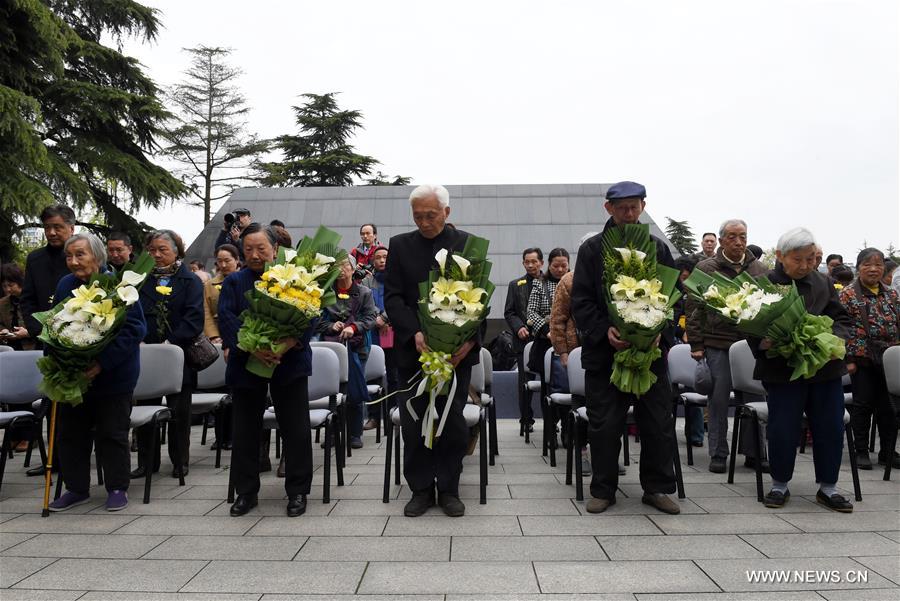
[684,403,694,466]
[845,425,862,501]
[479,410,487,504]
[672,415,685,500]
[382,412,392,503]
[574,414,584,502]
[752,413,763,502]
[144,419,156,504]
[728,411,742,484]
[323,416,332,503]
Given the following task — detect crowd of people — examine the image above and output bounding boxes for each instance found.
[1,183,898,517]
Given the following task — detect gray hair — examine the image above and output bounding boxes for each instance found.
[409,184,450,208]
[64,232,108,267]
[776,227,817,254]
[718,219,747,238]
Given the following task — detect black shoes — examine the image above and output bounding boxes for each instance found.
[709,457,727,474]
[404,488,436,517]
[171,465,188,478]
[129,466,147,479]
[816,490,853,513]
[763,489,790,508]
[744,456,770,473]
[438,493,465,517]
[287,494,307,517]
[857,453,873,470]
[230,494,258,516]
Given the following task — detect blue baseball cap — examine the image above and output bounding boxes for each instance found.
[605,181,646,201]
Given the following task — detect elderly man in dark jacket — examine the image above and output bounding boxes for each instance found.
[686,219,769,474]
[571,181,680,515]
[385,184,480,518]
[504,247,543,433]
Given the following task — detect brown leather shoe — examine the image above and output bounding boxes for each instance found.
[585,497,615,513]
[363,419,378,431]
[642,493,680,514]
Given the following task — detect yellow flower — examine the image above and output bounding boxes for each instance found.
[517,279,527,286]
[83,298,118,332]
[610,275,640,301]
[66,283,105,312]
[338,293,350,300]
[215,284,222,291]
[456,286,487,315]
[156,285,173,296]
[266,263,303,288]
[430,277,471,305]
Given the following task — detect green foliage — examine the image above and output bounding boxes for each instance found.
[365,171,411,186]
[161,46,268,225]
[0,0,185,262]
[254,93,381,187]
[664,217,698,255]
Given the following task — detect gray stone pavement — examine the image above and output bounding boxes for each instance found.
[1,419,898,600]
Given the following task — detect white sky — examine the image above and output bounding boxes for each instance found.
[127,0,900,260]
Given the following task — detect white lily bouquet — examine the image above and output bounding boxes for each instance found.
[683,270,846,380]
[33,253,154,406]
[237,225,347,378]
[411,235,494,448]
[602,224,681,396]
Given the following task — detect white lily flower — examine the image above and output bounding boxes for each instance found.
[313,253,335,265]
[434,248,449,274]
[117,270,146,287]
[283,249,298,262]
[116,285,140,305]
[451,255,471,278]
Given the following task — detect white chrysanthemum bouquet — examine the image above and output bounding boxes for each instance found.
[33,254,153,406]
[602,224,681,396]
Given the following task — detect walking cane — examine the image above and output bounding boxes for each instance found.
[41,400,59,517]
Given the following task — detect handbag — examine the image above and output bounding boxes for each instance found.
[694,357,714,395]
[186,333,219,371]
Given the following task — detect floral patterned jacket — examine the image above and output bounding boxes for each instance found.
[839,280,900,362]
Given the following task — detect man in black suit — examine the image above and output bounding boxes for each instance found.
[571,181,681,516]
[503,248,543,432]
[385,184,480,518]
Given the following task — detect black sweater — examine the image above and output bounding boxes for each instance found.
[20,245,70,337]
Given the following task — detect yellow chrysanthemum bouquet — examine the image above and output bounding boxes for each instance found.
[237,226,347,378]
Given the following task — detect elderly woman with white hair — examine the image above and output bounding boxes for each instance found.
[48,232,147,512]
[751,227,854,512]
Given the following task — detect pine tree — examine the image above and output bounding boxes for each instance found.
[665,217,698,255]
[0,0,185,261]
[254,93,379,187]
[365,172,411,186]
[162,46,268,225]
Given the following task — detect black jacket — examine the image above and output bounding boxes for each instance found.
[384,226,481,371]
[570,217,677,372]
[20,245,70,338]
[503,273,537,352]
[749,263,852,384]
[138,262,205,346]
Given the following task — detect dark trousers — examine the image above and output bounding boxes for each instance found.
[516,349,534,424]
[850,363,898,457]
[232,379,312,497]
[347,351,368,438]
[58,391,132,495]
[765,377,844,485]
[136,363,194,470]
[398,365,471,495]
[585,367,676,500]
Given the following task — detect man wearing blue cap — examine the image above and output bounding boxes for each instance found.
[570,181,681,514]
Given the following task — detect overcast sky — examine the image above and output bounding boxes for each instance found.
[127,0,899,260]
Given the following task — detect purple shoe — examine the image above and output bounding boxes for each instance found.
[106,490,128,512]
[48,490,90,512]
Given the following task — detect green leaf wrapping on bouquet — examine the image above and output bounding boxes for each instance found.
[611,346,662,397]
[601,223,658,280]
[766,312,846,380]
[36,355,92,406]
[238,287,314,378]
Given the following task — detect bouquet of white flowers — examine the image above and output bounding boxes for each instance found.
[33,253,154,406]
[237,225,347,378]
[683,270,846,380]
[602,224,681,396]
[408,235,494,448]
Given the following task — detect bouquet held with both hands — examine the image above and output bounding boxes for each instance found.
[34,253,155,406]
[237,225,347,378]
[602,224,682,397]
[410,235,495,449]
[683,270,845,380]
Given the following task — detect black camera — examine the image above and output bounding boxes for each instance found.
[353,262,374,281]
[223,212,237,226]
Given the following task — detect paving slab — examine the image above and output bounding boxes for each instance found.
[817,589,900,600]
[11,558,206,592]
[0,512,23,523]
[519,515,660,536]
[776,511,900,533]
[451,535,606,561]
[261,596,443,601]
[636,593,823,601]
[397,484,511,500]
[619,483,740,498]
[740,532,900,558]
[115,515,260,536]
[295,535,450,561]
[852,555,900,586]
[598,534,764,560]
[450,596,636,601]
[695,557,893,591]
[0,496,105,514]
[508,483,581,498]
[534,560,717,593]
[246,515,387,536]
[0,532,36,552]
[878,531,900,543]
[85,499,223,516]
[0,589,85,600]
[1,533,168,559]
[0,514,137,534]
[383,515,521,536]
[692,495,826,514]
[307,484,402,500]
[573,497,707,515]
[359,561,539,594]
[143,534,306,560]
[0,557,56,588]
[181,560,365,594]
[649,513,801,535]
[802,493,900,511]
[204,498,334,517]
[79,594,260,601]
